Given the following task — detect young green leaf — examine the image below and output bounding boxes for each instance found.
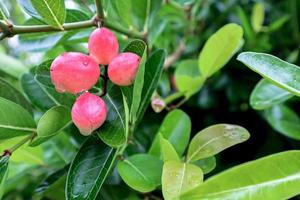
[30,106,71,146]
[0,78,33,114]
[181,150,300,200]
[0,97,36,139]
[149,109,191,157]
[117,154,163,193]
[162,161,203,200]
[264,105,300,140]
[237,52,300,97]
[66,136,118,200]
[187,124,250,162]
[30,0,66,29]
[251,3,265,33]
[192,156,216,174]
[175,59,206,97]
[0,156,9,199]
[199,23,243,78]
[250,79,293,110]
[159,134,180,162]
[98,83,127,147]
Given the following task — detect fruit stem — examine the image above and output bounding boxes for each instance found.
[100,65,108,97]
[1,132,36,157]
[94,0,104,22]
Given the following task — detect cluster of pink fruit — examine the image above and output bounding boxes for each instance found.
[50,28,141,135]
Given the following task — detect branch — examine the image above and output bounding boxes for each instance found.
[2,133,36,157]
[163,39,185,69]
[94,0,104,21]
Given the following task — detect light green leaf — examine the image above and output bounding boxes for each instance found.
[117,154,163,193]
[187,124,250,162]
[66,136,118,200]
[237,52,300,97]
[30,106,71,146]
[250,79,293,110]
[193,156,216,174]
[0,156,9,199]
[98,83,127,147]
[159,134,180,162]
[0,1,9,20]
[30,0,66,29]
[181,150,300,200]
[0,53,28,78]
[162,161,203,200]
[175,59,205,97]
[199,23,243,78]
[265,105,300,140]
[149,109,191,157]
[0,97,36,139]
[251,3,265,33]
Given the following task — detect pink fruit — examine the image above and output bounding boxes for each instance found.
[108,52,141,86]
[71,92,107,136]
[88,28,119,65]
[50,52,100,94]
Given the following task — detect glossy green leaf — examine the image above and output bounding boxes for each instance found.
[187,124,250,162]
[149,109,191,157]
[181,150,300,200]
[162,161,203,200]
[199,23,243,78]
[98,83,127,147]
[117,154,163,193]
[250,79,293,110]
[159,134,180,162]
[0,97,36,139]
[0,53,28,78]
[193,156,216,174]
[0,136,44,165]
[30,106,71,146]
[237,52,300,97]
[0,156,9,199]
[251,3,265,33]
[66,136,118,200]
[34,59,54,88]
[30,0,66,29]
[0,78,33,114]
[265,105,300,140]
[175,59,205,97]
[21,73,75,111]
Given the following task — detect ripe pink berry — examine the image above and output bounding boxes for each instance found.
[108,52,141,86]
[71,92,107,136]
[50,52,100,94]
[88,28,119,65]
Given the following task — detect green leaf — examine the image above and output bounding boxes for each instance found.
[0,156,9,199]
[21,73,75,111]
[0,136,44,165]
[187,124,250,162]
[237,52,300,97]
[0,78,33,114]
[117,154,163,193]
[175,59,205,97]
[136,49,166,123]
[18,0,41,20]
[0,53,28,78]
[199,23,244,78]
[123,40,147,123]
[34,59,54,88]
[30,106,71,146]
[192,156,216,174]
[0,97,36,139]
[159,134,180,162]
[162,161,203,200]
[250,79,293,110]
[66,136,118,200]
[149,109,191,157]
[181,150,300,200]
[30,0,66,29]
[0,1,9,20]
[265,105,300,140]
[251,3,265,33]
[98,83,127,147]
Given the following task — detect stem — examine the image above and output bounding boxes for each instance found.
[2,133,36,156]
[100,65,108,97]
[104,21,144,39]
[164,91,186,104]
[94,0,104,20]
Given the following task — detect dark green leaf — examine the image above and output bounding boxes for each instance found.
[66,136,118,200]
[0,156,9,199]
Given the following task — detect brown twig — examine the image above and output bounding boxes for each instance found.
[163,40,185,69]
